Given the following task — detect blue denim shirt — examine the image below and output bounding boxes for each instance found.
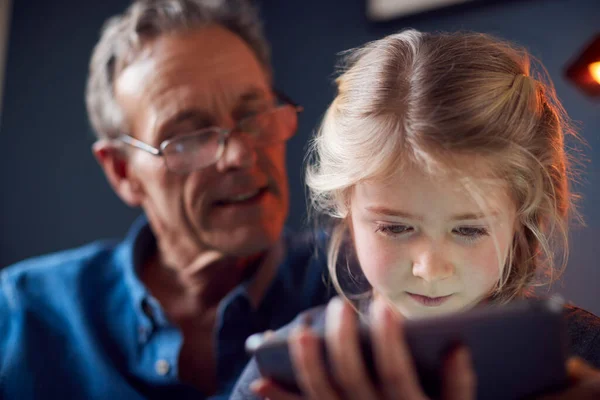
[0,216,334,399]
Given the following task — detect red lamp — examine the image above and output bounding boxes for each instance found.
[565,34,600,97]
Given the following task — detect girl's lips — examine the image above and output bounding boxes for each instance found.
[407,292,453,307]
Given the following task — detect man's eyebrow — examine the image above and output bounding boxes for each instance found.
[155,88,270,141]
[168,109,214,126]
[236,87,270,106]
[157,108,215,140]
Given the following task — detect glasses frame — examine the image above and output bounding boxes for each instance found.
[116,90,303,172]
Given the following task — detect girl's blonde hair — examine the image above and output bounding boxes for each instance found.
[306,30,581,305]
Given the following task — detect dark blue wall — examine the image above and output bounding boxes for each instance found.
[1,0,141,265]
[1,0,599,314]
[262,0,600,316]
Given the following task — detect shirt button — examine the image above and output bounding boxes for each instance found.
[155,359,170,376]
[138,326,149,342]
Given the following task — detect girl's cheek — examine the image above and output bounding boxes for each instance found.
[355,233,409,287]
[466,242,506,289]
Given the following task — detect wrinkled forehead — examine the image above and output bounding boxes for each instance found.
[114,25,271,137]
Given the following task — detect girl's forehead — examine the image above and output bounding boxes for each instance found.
[359,170,507,199]
[370,157,507,190]
[354,160,516,218]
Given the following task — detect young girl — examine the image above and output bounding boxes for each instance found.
[232,29,600,399]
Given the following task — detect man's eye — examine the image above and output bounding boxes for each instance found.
[237,110,263,127]
[237,106,268,122]
[172,142,186,153]
[241,111,260,120]
[375,224,413,236]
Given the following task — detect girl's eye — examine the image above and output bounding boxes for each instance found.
[375,224,414,237]
[453,226,489,242]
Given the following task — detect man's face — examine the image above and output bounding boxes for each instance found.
[113,26,290,258]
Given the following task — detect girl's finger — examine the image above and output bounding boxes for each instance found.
[566,357,600,383]
[289,325,339,400]
[371,297,426,400]
[325,297,380,400]
[251,378,306,400]
[441,346,476,400]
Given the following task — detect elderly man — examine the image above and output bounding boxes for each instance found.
[0,1,332,399]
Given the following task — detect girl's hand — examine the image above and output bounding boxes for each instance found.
[537,357,600,400]
[250,297,476,400]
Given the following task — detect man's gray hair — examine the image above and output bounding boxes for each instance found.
[85,0,272,139]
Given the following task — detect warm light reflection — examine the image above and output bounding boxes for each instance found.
[589,61,600,84]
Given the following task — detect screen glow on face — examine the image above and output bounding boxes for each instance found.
[350,163,517,319]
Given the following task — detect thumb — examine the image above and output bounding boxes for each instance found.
[566,357,600,383]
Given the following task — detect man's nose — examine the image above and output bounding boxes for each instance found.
[411,242,455,283]
[215,131,257,171]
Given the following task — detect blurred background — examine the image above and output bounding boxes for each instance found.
[0,0,599,314]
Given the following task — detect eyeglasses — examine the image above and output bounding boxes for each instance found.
[116,92,303,173]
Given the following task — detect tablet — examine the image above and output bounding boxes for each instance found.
[246,296,569,400]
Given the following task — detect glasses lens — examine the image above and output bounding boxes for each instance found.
[162,128,222,172]
[240,105,298,145]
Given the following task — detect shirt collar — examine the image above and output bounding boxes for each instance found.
[118,215,291,330]
[118,214,156,328]
[242,235,285,309]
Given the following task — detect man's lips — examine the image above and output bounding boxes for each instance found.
[213,186,269,206]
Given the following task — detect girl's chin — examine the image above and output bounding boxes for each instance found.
[396,304,456,319]
[389,295,478,319]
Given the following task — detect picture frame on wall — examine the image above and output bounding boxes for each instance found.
[0,0,12,122]
[367,0,476,21]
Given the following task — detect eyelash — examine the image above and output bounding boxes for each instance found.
[375,224,414,236]
[453,226,490,243]
[375,224,489,243]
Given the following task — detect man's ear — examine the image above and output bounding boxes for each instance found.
[92,139,144,207]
